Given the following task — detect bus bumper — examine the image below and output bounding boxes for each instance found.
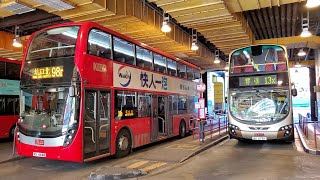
[229,125,294,141]
[16,136,83,162]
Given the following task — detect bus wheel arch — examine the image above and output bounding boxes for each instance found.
[115,127,133,158]
[179,118,187,138]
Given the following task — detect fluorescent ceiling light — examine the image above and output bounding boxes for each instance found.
[191,42,199,51]
[297,49,306,56]
[300,29,312,37]
[34,0,75,11]
[1,1,35,14]
[214,57,220,64]
[306,0,320,8]
[12,37,22,48]
[161,22,171,33]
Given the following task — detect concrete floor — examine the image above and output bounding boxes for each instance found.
[0,137,190,180]
[142,139,320,180]
[1,136,320,180]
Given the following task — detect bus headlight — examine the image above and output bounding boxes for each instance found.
[229,124,241,136]
[63,124,78,147]
[278,125,293,137]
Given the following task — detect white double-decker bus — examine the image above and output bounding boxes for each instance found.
[227,45,297,142]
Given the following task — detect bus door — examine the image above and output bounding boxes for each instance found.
[83,90,111,160]
[151,95,159,142]
[167,96,174,136]
[157,95,167,136]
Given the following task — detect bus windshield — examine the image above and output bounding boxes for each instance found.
[18,87,77,137]
[230,45,287,74]
[27,26,80,61]
[229,89,289,124]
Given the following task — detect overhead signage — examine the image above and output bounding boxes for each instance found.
[32,66,64,79]
[239,75,277,87]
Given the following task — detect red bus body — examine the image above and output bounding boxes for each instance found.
[0,58,21,139]
[16,22,200,162]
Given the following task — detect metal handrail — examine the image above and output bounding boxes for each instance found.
[190,114,228,143]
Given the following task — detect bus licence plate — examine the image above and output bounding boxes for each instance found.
[252,137,267,140]
[33,152,46,157]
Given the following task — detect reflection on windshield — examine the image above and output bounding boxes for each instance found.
[230,45,287,74]
[230,90,289,123]
[19,87,75,134]
[27,26,79,61]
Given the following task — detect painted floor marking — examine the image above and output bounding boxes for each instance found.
[127,160,149,169]
[166,144,199,150]
[139,162,167,172]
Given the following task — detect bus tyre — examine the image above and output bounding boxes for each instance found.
[9,125,16,140]
[179,121,186,138]
[115,129,132,158]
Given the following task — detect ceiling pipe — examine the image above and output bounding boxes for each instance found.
[256,10,269,39]
[291,3,298,36]
[250,11,264,39]
[262,8,273,38]
[305,48,311,61]
[267,7,277,38]
[286,3,292,37]
[280,4,286,37]
[274,6,282,38]
[244,11,259,40]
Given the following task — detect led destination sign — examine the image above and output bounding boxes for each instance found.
[32,66,64,79]
[239,75,277,87]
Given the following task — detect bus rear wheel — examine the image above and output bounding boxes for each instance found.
[179,121,186,138]
[115,129,132,158]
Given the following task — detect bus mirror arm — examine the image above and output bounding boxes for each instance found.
[69,85,76,97]
[291,88,297,97]
[291,82,297,97]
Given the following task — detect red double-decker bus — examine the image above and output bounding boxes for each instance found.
[16,22,201,162]
[0,58,20,139]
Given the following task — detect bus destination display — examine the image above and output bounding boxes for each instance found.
[239,75,277,87]
[32,66,64,79]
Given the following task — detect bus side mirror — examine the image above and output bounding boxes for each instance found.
[69,86,76,97]
[292,88,297,97]
[225,97,228,103]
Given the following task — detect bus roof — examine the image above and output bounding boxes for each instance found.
[25,22,201,71]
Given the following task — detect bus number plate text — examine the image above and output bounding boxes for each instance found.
[33,152,46,157]
[252,137,267,140]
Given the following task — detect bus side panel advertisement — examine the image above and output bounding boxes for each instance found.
[113,63,197,96]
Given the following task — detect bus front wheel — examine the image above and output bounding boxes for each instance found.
[115,129,132,158]
[179,121,186,138]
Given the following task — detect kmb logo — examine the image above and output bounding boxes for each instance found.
[93,62,107,72]
[35,139,44,145]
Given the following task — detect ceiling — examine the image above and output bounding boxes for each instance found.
[0,0,319,70]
